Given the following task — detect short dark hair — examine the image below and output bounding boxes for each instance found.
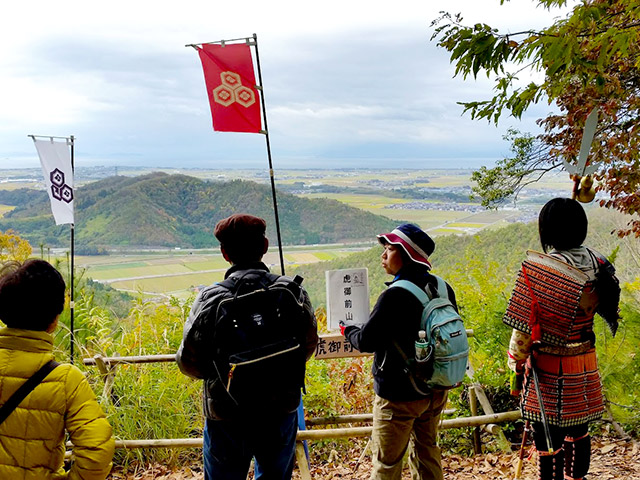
[214,214,267,264]
[538,198,588,253]
[0,259,66,331]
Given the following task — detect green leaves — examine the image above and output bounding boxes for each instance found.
[470,129,555,207]
[432,0,640,236]
[435,19,517,81]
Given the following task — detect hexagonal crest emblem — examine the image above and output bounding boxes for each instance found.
[50,168,65,187]
[213,85,235,107]
[60,184,74,203]
[234,86,256,108]
[51,185,62,201]
[220,71,242,90]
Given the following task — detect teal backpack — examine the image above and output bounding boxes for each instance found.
[390,276,469,393]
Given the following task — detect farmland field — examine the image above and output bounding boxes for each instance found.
[70,167,547,297]
[0,205,14,216]
[6,167,574,298]
[276,169,478,188]
[304,193,476,227]
[303,191,521,233]
[76,246,367,299]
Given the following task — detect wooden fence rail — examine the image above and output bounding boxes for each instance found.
[67,411,521,449]
[81,329,523,480]
[305,410,456,426]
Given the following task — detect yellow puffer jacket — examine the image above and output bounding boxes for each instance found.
[0,328,115,480]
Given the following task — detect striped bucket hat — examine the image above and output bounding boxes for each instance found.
[377,223,435,269]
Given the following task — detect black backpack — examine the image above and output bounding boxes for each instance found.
[211,271,308,411]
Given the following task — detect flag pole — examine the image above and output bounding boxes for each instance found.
[250,33,286,276]
[28,133,76,363]
[187,35,287,275]
[69,135,75,364]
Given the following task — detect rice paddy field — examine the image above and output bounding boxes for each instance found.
[303,192,520,232]
[76,245,369,299]
[3,167,574,298]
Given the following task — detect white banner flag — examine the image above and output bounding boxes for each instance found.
[33,137,74,225]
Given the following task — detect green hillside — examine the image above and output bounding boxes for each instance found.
[295,212,636,309]
[294,221,541,309]
[0,173,399,249]
[293,216,640,432]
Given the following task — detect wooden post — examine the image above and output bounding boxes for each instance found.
[468,385,482,454]
[295,441,312,480]
[93,354,117,405]
[353,438,372,473]
[472,383,512,451]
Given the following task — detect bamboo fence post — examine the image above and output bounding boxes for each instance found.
[472,383,512,451]
[295,441,312,480]
[468,385,482,454]
[77,326,521,473]
[93,354,117,405]
[353,438,372,473]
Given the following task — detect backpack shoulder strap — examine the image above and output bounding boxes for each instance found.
[391,339,431,396]
[0,360,59,426]
[432,275,449,299]
[389,280,430,306]
[217,270,277,294]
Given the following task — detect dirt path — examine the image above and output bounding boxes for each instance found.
[108,436,639,479]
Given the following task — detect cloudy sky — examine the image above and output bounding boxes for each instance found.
[0,0,570,170]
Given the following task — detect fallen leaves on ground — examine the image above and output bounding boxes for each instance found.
[108,436,640,479]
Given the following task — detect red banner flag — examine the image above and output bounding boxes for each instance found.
[197,43,262,133]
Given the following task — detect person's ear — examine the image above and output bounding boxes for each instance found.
[220,245,231,264]
[262,237,269,255]
[46,315,59,334]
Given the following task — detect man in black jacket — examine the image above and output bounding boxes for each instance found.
[343,223,457,480]
[177,214,318,480]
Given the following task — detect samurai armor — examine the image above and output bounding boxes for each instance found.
[521,350,604,427]
[538,448,564,480]
[503,250,593,347]
[564,433,590,479]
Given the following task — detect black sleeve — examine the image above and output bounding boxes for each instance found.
[176,287,221,379]
[300,288,319,361]
[595,262,621,333]
[345,287,421,353]
[588,248,621,334]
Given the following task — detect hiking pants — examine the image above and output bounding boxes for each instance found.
[203,409,298,480]
[370,390,448,480]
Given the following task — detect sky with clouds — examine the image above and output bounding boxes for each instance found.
[0,0,571,170]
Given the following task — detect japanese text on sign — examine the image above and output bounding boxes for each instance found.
[325,268,369,332]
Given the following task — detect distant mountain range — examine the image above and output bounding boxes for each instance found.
[0,173,399,251]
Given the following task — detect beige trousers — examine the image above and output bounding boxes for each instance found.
[370,390,448,480]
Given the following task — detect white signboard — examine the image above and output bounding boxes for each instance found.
[325,268,369,332]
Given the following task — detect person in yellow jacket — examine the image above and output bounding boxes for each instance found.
[0,259,115,480]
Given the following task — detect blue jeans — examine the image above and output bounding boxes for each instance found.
[203,410,298,480]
